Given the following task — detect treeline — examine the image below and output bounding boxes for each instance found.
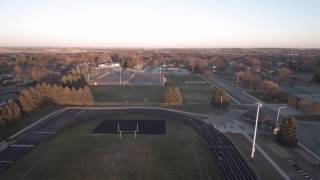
[0,99,22,125]
[0,83,93,126]
[61,66,86,89]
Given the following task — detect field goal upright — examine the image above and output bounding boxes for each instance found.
[117,122,139,139]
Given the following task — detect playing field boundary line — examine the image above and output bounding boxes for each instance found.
[298,142,320,161]
[195,74,241,104]
[9,108,67,140]
[65,106,210,119]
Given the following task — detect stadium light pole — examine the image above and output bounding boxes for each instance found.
[251,102,263,159]
[159,61,162,85]
[273,106,287,135]
[87,64,90,84]
[236,74,239,87]
[120,67,122,85]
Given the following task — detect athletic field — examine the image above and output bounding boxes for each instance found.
[0,110,222,180]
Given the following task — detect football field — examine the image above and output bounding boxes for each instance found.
[0,110,222,180]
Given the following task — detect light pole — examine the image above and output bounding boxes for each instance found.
[273,106,287,134]
[236,74,239,87]
[119,68,122,85]
[251,102,263,158]
[159,62,162,84]
[219,96,223,109]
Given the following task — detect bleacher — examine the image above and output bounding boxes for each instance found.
[0,109,81,173]
[175,114,257,180]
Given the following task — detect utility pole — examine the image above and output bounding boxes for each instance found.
[273,106,287,135]
[160,62,162,85]
[87,64,90,83]
[251,102,263,158]
[236,74,239,87]
[120,68,122,85]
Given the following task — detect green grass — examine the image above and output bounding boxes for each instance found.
[0,105,59,139]
[0,112,222,180]
[166,74,213,104]
[91,85,165,103]
[166,74,226,114]
[91,74,227,114]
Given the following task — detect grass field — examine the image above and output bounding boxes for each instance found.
[91,85,165,103]
[166,74,213,104]
[0,112,222,180]
[91,74,226,114]
[166,74,226,114]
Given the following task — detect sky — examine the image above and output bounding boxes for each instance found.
[0,0,319,48]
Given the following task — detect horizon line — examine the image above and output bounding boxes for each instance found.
[1,46,320,50]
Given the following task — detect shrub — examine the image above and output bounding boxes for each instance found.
[276,116,298,146]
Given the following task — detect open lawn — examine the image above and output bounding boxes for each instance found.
[91,85,165,103]
[91,74,227,114]
[166,74,226,114]
[166,74,213,104]
[0,111,222,180]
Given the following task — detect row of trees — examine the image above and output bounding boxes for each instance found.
[0,99,22,125]
[260,80,280,96]
[61,66,87,88]
[164,86,183,106]
[0,83,94,126]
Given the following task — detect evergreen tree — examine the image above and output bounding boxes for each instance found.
[70,87,79,105]
[164,87,173,106]
[35,83,47,101]
[276,116,298,146]
[81,86,94,106]
[19,88,37,113]
[4,104,13,123]
[29,87,42,108]
[62,86,72,105]
[50,84,62,104]
[42,83,51,99]
[164,86,183,106]
[0,107,6,125]
[173,87,183,105]
[8,99,21,121]
[211,88,229,108]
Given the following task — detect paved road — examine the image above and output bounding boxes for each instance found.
[203,75,282,120]
[298,121,320,157]
[203,75,320,159]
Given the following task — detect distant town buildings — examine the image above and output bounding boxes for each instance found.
[283,86,320,114]
[98,63,120,69]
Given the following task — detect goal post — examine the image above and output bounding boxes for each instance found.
[117,122,139,139]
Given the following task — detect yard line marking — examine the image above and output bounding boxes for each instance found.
[139,153,146,180]
[34,131,55,134]
[196,74,241,104]
[10,144,34,148]
[0,160,13,164]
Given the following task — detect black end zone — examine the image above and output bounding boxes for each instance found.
[92,120,166,134]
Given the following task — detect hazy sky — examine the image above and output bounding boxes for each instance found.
[0,0,319,48]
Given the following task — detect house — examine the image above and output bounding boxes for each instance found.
[282,86,320,114]
[288,93,320,114]
[98,63,120,69]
